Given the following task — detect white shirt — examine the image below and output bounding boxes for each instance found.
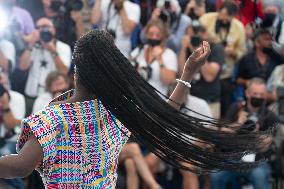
[0,40,15,70]
[32,92,53,113]
[182,95,213,119]
[100,0,141,57]
[0,90,25,141]
[130,46,178,96]
[24,41,71,97]
[180,95,212,143]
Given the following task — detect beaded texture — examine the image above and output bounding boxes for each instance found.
[17,90,131,189]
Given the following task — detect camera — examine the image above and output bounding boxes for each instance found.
[159,10,170,23]
[50,0,83,15]
[191,35,202,47]
[40,27,53,43]
[244,113,258,131]
[65,0,84,12]
[277,86,284,123]
[1,19,26,55]
[138,66,152,81]
[107,29,116,39]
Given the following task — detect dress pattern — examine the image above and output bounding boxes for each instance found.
[17,90,131,189]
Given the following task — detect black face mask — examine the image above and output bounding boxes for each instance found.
[250,97,265,108]
[262,13,276,28]
[262,47,273,55]
[217,19,231,30]
[147,39,162,47]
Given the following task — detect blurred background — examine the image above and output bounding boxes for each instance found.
[0,0,283,188]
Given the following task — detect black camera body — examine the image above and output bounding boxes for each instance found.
[107,29,116,39]
[50,0,83,15]
[244,113,259,131]
[159,10,170,23]
[138,66,152,81]
[277,86,284,123]
[65,0,84,12]
[191,35,202,47]
[40,27,53,43]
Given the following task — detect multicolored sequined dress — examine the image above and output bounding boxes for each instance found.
[17,90,131,189]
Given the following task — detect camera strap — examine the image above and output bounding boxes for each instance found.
[172,13,182,34]
[275,19,283,43]
[106,1,120,32]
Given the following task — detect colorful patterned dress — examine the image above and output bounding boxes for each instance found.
[17,90,131,189]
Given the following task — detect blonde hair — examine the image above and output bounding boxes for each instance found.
[145,19,169,42]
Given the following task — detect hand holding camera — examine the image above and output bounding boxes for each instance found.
[152,46,164,60]
[237,110,249,125]
[151,8,161,21]
[114,0,125,11]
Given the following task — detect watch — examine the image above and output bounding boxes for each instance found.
[159,63,165,68]
[51,51,59,58]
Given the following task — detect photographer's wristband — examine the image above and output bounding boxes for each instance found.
[26,46,33,52]
[3,107,10,113]
[51,51,59,59]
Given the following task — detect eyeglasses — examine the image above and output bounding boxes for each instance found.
[36,25,52,30]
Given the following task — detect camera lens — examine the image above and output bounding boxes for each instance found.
[40,27,53,43]
[191,35,202,47]
[159,10,170,23]
[107,29,116,39]
[66,0,84,11]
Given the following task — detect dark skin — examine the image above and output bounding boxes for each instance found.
[0,42,212,178]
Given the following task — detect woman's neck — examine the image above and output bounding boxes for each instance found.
[69,88,95,103]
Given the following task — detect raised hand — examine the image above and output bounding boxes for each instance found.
[182,41,211,77]
[168,41,211,110]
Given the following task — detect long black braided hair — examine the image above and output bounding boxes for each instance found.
[73,29,276,173]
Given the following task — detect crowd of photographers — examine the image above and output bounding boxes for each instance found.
[0,0,283,189]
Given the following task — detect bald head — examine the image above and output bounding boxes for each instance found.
[36,17,56,36]
[36,18,54,28]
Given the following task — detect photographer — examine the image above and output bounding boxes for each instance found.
[0,0,35,54]
[261,3,284,53]
[236,29,283,88]
[91,0,141,57]
[149,0,191,53]
[129,19,177,96]
[21,0,85,50]
[32,71,69,113]
[184,0,206,21]
[0,39,15,81]
[19,17,71,114]
[0,73,25,189]
[211,78,278,189]
[267,64,284,124]
[199,1,246,116]
[178,23,224,118]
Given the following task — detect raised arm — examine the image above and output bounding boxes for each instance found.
[0,134,43,178]
[168,41,211,110]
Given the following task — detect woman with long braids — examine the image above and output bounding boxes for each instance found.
[0,30,273,188]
